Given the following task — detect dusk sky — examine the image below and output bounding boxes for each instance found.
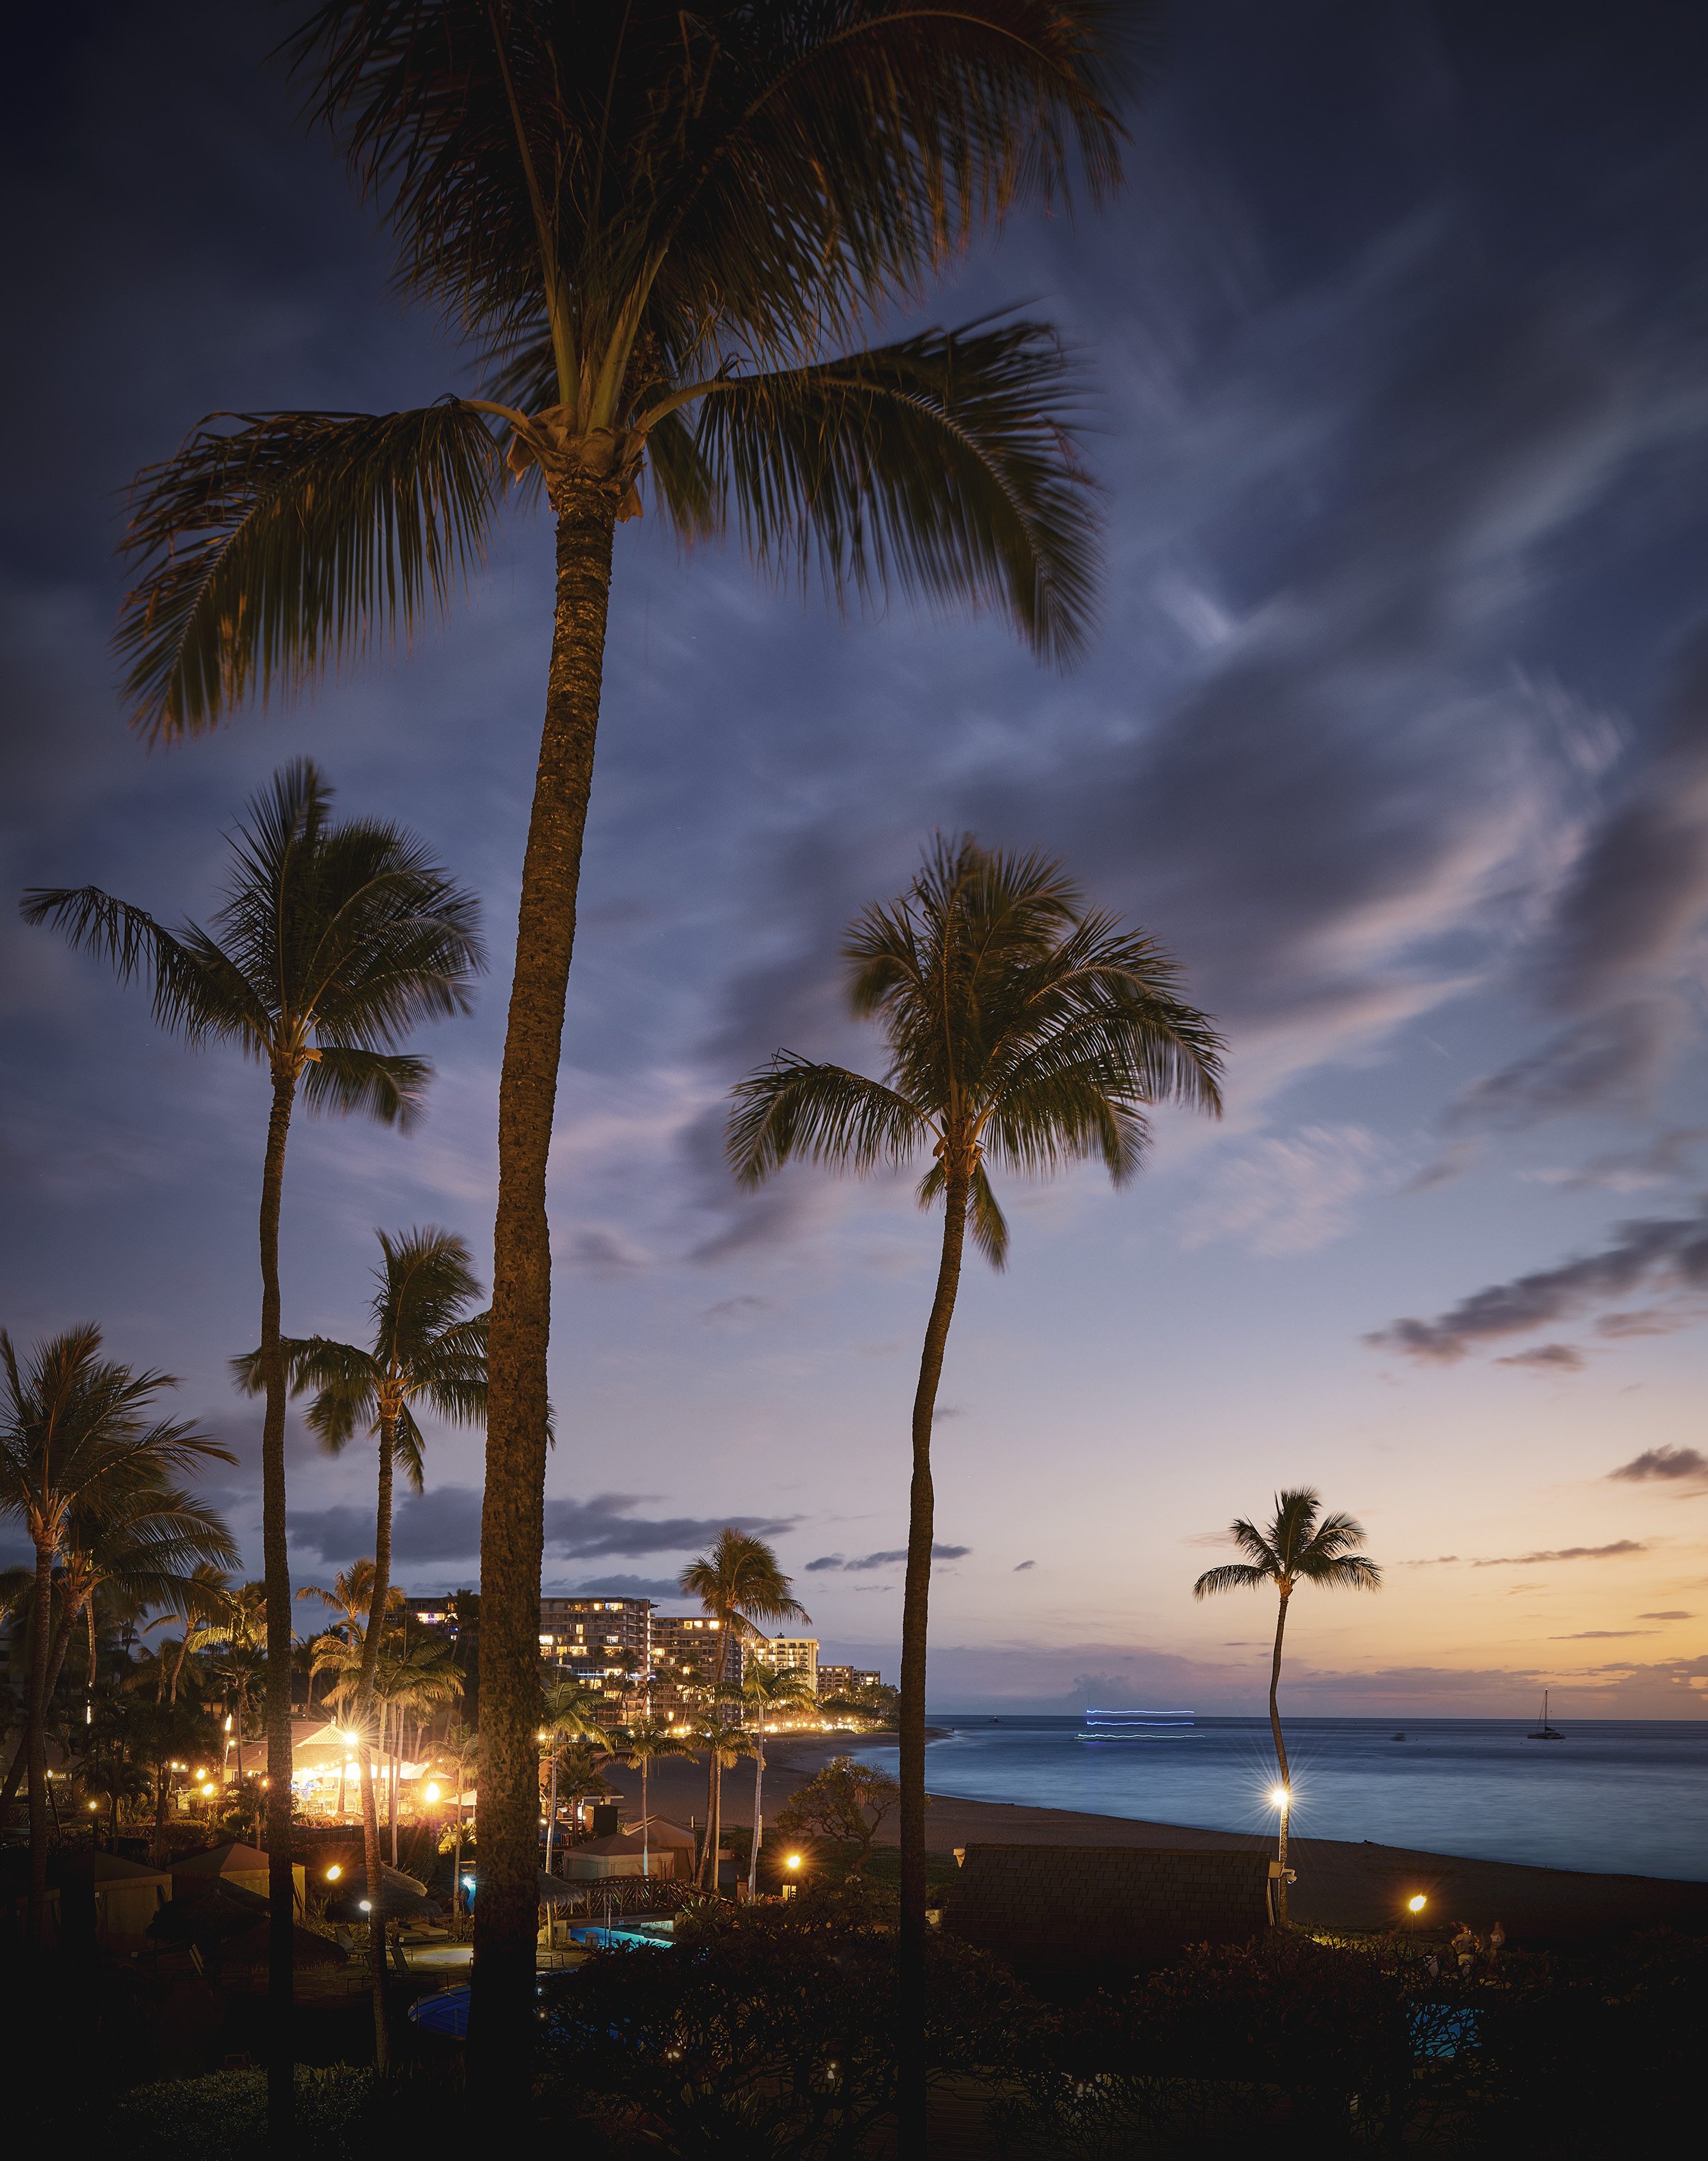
[3,1,1706,1716]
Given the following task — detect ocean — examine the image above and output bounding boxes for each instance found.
[853,1716,1708,1882]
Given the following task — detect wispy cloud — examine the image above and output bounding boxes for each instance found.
[1609,1446,1707,1482]
[1181,1124,1393,1256]
[290,1486,798,1567]
[1496,1343,1586,1373]
[1472,1541,1646,1567]
[804,1543,970,1573]
[1365,1202,1708,1362]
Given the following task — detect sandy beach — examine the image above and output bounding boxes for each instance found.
[601,1733,1708,1947]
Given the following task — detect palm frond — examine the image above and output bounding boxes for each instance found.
[116,402,502,741]
[1192,1563,1271,1601]
[680,320,1099,662]
[300,1049,434,1127]
[725,1055,926,1188]
[18,889,264,1049]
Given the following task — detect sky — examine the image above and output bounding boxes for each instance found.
[3,1,1706,1718]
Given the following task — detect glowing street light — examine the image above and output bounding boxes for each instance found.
[1407,1894,1427,1914]
[1267,1783,1293,1923]
[424,1782,441,1804]
[786,1853,802,1871]
[325,1864,343,1882]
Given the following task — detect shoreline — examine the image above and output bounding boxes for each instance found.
[607,1731,1708,1945]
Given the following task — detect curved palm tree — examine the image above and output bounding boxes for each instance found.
[238,1224,485,2068]
[112,7,1134,2057]
[146,1563,235,1705]
[678,1530,806,1890]
[684,1711,758,1895]
[727,835,1222,2109]
[1194,1489,1381,1921]
[22,761,481,2054]
[376,1636,465,1863]
[738,1660,821,1899]
[618,1718,690,1884]
[0,1325,235,1942]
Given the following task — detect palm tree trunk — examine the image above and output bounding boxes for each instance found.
[257,1067,298,2140]
[700,1743,718,1889]
[640,1757,649,1880]
[234,1701,243,1785]
[897,1165,970,2161]
[25,1537,55,1946]
[170,1627,191,1705]
[1268,1588,1293,1925]
[355,1411,398,2071]
[3,1586,79,1816]
[749,1736,765,1899]
[474,476,621,2098]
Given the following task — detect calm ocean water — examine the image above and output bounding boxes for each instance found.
[854,1716,1708,1881]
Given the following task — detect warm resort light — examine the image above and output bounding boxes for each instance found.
[342,1731,359,1748]
[786,1853,803,1871]
[325,1864,342,1882]
[1267,1786,1290,1809]
[200,1783,215,1796]
[359,1899,372,1913]
[424,1782,441,1803]
[1408,1894,1427,1914]
[224,1715,233,1733]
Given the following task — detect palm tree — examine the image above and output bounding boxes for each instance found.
[678,1530,809,1888]
[1193,1489,1381,1922]
[439,1720,481,1926]
[540,1681,611,1873]
[240,1225,485,2069]
[376,1636,465,1864]
[113,8,1131,2062]
[684,1711,758,1894]
[146,1563,235,1705]
[22,761,481,2078]
[0,1326,235,1943]
[737,1661,821,1899]
[3,1502,236,1811]
[727,836,1222,2122]
[618,1718,690,1884]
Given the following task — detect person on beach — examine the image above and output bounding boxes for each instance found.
[1452,1923,1479,1974]
[1488,1921,1506,1960]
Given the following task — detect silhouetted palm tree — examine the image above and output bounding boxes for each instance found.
[728,835,1222,2109]
[23,761,481,2074]
[1194,1488,1381,1921]
[618,1718,690,1884]
[112,10,1133,2080]
[0,1325,233,1942]
[678,1530,806,1888]
[238,1224,485,2071]
[540,1681,611,1872]
[738,1660,820,1898]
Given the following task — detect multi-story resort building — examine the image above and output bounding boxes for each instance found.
[742,1634,821,1692]
[817,1664,883,1697]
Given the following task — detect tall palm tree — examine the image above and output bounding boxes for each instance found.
[22,760,481,2083]
[376,1636,465,1864]
[439,1720,481,1925]
[618,1718,690,1884]
[238,1224,485,2070]
[737,1660,821,1899]
[1193,1489,1381,1922]
[112,8,1133,2066]
[678,1529,806,1890]
[727,836,1222,2129]
[0,1325,235,1942]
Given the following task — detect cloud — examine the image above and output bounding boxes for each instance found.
[1364,1202,1708,1362]
[1526,1127,1708,1193]
[1013,1559,1036,1571]
[1608,1446,1707,1482]
[804,1543,969,1573]
[1496,1343,1586,1373]
[1181,1125,1392,1256]
[1638,1610,1694,1620]
[290,1485,797,1567]
[1550,1629,1653,1639]
[1400,1555,1461,1567]
[1450,655,1708,1129]
[562,1227,649,1276]
[1472,1541,1646,1567]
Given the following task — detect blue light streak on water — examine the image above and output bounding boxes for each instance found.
[854,1717,1708,1880]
